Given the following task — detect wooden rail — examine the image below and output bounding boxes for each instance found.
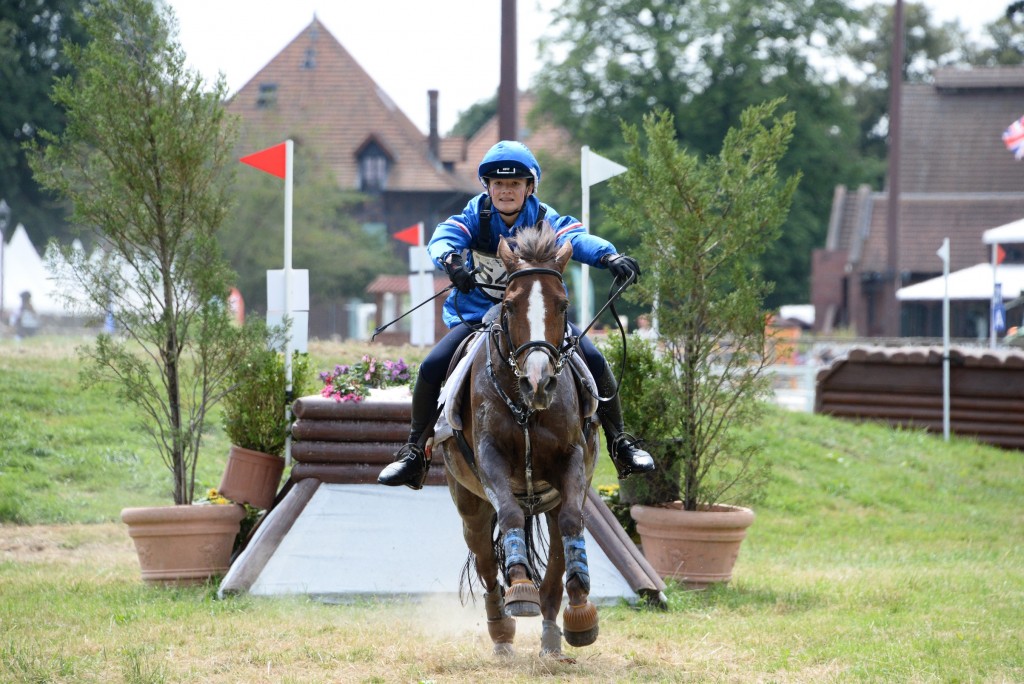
[815,346,1024,449]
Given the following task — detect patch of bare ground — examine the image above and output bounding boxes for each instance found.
[0,522,135,568]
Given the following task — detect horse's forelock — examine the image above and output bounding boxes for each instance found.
[512,223,558,265]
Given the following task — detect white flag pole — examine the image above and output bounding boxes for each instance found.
[283,139,295,466]
[938,238,950,441]
[580,146,592,325]
[580,146,628,327]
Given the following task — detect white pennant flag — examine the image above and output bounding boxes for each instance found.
[585,148,628,186]
[936,238,950,266]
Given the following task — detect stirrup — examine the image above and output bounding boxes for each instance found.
[610,432,655,478]
[377,443,429,490]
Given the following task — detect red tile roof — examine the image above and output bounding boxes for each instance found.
[227,19,477,195]
[829,67,1024,275]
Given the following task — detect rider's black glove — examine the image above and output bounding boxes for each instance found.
[603,253,641,282]
[444,253,477,294]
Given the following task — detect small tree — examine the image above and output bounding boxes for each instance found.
[30,0,247,505]
[609,100,799,510]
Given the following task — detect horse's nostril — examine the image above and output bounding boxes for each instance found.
[544,376,557,396]
[519,377,532,398]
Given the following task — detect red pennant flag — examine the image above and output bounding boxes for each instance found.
[998,245,1007,265]
[394,223,422,246]
[240,142,287,178]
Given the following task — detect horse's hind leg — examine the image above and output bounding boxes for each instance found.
[538,509,571,660]
[483,583,515,657]
[449,478,515,656]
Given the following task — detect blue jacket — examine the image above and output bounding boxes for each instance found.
[428,193,618,328]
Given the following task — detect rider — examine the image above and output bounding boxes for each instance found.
[378,140,655,489]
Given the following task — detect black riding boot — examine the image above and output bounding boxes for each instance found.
[377,376,442,490]
[595,366,656,478]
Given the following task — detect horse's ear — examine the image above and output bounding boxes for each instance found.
[498,236,518,271]
[554,240,573,273]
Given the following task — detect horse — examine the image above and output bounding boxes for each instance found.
[435,224,601,659]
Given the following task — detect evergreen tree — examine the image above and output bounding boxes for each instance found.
[0,0,91,243]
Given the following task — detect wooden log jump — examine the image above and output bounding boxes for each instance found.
[815,345,1024,449]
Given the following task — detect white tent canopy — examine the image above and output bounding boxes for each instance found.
[896,263,1024,301]
[983,218,1024,245]
[1,224,64,316]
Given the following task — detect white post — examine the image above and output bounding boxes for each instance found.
[990,242,997,349]
[283,139,295,466]
[580,145,592,326]
[939,238,950,442]
[579,146,628,327]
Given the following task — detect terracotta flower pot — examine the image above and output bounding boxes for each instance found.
[121,503,245,585]
[630,502,755,589]
[218,445,285,510]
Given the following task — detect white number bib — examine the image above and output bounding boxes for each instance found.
[470,250,508,302]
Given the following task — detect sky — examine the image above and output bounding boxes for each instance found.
[167,0,1012,136]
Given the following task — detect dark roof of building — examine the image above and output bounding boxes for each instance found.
[226,18,478,195]
[829,66,1024,274]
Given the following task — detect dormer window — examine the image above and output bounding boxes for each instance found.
[356,139,391,193]
[256,83,277,108]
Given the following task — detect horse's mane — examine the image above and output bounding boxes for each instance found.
[511,222,559,264]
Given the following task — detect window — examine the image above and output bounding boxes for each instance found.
[357,141,391,193]
[256,83,277,109]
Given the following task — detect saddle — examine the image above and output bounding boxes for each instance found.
[431,319,599,461]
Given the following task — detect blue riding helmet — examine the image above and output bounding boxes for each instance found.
[477,141,542,192]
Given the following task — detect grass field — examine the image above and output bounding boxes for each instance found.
[1,334,1023,683]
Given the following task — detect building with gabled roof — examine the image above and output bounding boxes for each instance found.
[813,67,1024,339]
[227,18,479,242]
[227,18,579,341]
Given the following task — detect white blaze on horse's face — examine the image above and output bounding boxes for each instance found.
[524,279,549,386]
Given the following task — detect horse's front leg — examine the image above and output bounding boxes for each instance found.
[477,432,540,617]
[558,443,599,648]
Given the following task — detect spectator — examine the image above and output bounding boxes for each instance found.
[14,291,39,340]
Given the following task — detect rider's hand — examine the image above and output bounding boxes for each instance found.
[444,253,477,294]
[603,253,641,282]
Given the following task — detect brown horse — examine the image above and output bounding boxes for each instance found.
[437,225,600,659]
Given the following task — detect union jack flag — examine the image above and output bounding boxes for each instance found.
[1003,115,1024,160]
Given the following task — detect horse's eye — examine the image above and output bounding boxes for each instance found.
[558,301,569,314]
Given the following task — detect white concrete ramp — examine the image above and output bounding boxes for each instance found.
[223,483,639,603]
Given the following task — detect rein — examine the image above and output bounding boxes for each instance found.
[486,265,569,514]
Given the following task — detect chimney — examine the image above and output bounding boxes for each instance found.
[428,89,440,160]
[498,0,517,141]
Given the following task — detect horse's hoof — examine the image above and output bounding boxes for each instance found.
[562,601,599,647]
[505,580,541,617]
[563,625,599,647]
[493,642,514,658]
[487,616,516,644]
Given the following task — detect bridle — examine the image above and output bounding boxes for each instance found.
[485,266,574,426]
